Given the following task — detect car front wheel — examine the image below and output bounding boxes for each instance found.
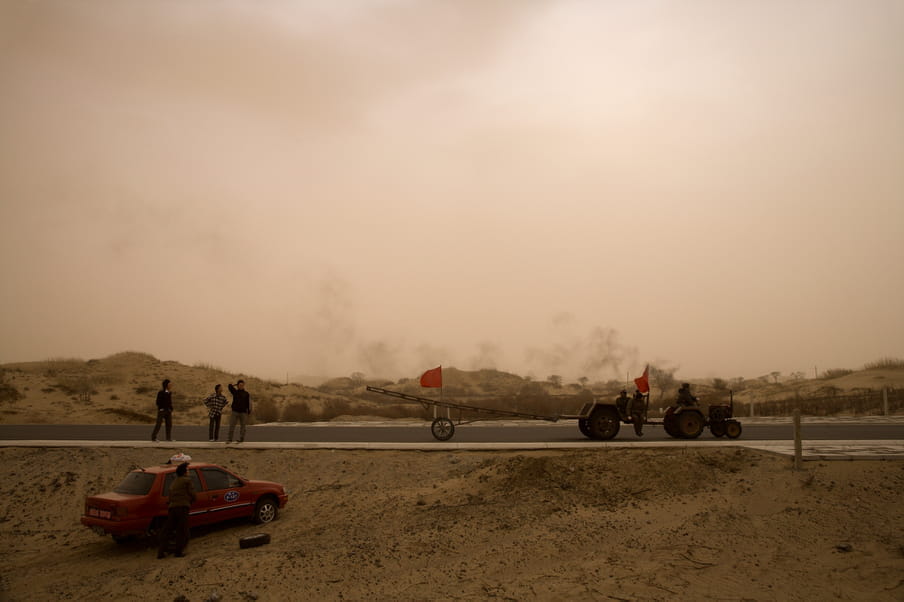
[253,497,279,524]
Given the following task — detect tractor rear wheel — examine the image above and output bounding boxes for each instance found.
[587,406,620,440]
[676,409,705,439]
[663,408,680,438]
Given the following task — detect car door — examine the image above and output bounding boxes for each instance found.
[198,467,253,522]
[162,468,206,526]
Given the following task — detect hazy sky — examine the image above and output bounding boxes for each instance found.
[1,0,902,383]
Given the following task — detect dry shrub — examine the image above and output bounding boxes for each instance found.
[863,357,904,370]
[0,382,23,403]
[282,401,316,422]
[821,368,853,379]
[101,408,154,423]
[254,397,280,423]
[321,399,352,419]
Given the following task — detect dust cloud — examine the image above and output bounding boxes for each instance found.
[1,1,902,382]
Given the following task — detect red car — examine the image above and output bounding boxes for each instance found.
[81,461,288,543]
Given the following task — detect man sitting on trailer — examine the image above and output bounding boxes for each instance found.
[615,390,630,420]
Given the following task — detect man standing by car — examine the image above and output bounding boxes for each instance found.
[203,384,228,442]
[157,462,196,558]
[227,379,252,443]
[151,379,174,442]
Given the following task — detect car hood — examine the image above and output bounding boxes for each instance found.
[245,479,284,490]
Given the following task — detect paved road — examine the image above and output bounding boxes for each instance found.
[0,421,901,443]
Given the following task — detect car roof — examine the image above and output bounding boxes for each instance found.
[135,462,223,475]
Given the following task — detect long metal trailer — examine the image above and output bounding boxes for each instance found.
[365,386,558,441]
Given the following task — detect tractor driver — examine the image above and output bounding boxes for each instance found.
[676,383,698,407]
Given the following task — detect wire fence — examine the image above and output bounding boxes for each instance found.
[735,388,903,417]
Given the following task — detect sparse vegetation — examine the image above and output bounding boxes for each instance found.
[100,408,154,423]
[862,357,904,370]
[821,368,853,379]
[42,357,84,377]
[322,399,352,419]
[192,361,225,372]
[282,402,316,422]
[0,382,23,403]
[253,397,280,423]
[3,352,904,423]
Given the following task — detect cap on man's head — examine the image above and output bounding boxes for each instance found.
[237,379,245,385]
[162,379,170,389]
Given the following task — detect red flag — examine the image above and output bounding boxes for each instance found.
[420,366,442,388]
[633,365,650,394]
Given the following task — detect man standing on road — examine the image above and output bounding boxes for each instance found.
[157,461,196,558]
[151,379,174,442]
[227,380,252,443]
[203,384,228,442]
[630,389,647,437]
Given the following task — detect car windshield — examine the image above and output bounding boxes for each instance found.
[114,471,156,495]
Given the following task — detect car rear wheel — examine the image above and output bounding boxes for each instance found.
[253,497,279,524]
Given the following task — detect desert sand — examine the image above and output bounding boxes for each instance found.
[1,445,902,601]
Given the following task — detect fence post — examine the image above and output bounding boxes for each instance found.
[793,409,802,471]
[883,388,889,416]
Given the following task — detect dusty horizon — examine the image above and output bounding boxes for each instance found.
[2,1,902,382]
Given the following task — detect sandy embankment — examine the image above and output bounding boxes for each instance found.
[1,446,902,601]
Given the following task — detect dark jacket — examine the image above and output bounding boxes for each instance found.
[168,474,196,508]
[676,388,697,407]
[156,389,173,411]
[630,393,646,414]
[228,384,252,414]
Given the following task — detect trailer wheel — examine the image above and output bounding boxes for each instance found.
[725,421,742,439]
[587,406,620,440]
[578,419,592,439]
[676,409,705,439]
[431,417,455,441]
[709,421,727,438]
